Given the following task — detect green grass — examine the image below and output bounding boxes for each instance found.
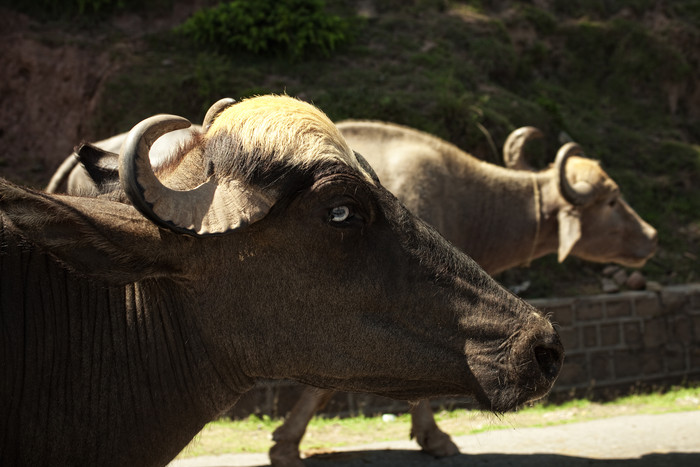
[176,385,700,458]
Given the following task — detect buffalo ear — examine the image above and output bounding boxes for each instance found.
[0,179,181,284]
[76,143,120,189]
[557,207,582,262]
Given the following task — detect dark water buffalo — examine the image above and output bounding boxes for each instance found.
[1,95,562,466]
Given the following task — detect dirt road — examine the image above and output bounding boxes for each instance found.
[170,410,700,466]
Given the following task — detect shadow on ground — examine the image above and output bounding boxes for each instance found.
[303,451,700,467]
[170,412,700,467]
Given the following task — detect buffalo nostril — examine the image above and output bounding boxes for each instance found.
[534,345,562,380]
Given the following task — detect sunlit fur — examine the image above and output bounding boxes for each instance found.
[206,95,374,185]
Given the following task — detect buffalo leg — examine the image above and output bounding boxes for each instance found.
[410,399,460,457]
[269,386,335,467]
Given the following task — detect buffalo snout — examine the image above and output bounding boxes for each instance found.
[510,319,564,405]
[533,334,564,382]
[472,310,565,413]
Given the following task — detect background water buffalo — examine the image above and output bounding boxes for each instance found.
[341,121,658,272]
[1,95,562,466]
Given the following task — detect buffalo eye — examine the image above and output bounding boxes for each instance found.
[329,206,351,223]
[608,198,617,208]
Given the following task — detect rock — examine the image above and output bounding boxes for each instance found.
[602,265,620,276]
[601,277,620,293]
[612,269,629,286]
[625,271,647,290]
[646,281,663,292]
[509,280,531,295]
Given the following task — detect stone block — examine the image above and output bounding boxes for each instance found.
[664,343,687,373]
[643,318,667,348]
[692,315,700,341]
[623,321,643,348]
[606,300,632,318]
[601,323,620,347]
[614,350,643,379]
[635,294,661,318]
[556,353,588,387]
[642,349,663,375]
[583,325,599,348]
[692,290,700,310]
[546,304,574,326]
[591,351,613,381]
[557,327,579,351]
[661,289,689,314]
[576,301,604,321]
[690,344,700,369]
[671,315,693,345]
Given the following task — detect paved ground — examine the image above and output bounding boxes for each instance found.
[171,410,700,466]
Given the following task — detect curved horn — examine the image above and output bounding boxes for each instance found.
[119,114,275,237]
[555,142,596,206]
[45,153,81,193]
[203,97,236,132]
[503,126,544,170]
[119,115,192,233]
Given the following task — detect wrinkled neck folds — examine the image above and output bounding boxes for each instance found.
[0,224,238,465]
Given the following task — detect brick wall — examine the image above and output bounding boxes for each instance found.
[532,283,700,399]
[228,283,700,419]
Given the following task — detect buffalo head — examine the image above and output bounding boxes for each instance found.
[504,127,657,267]
[33,96,564,409]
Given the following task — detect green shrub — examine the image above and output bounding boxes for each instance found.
[178,0,354,60]
[522,5,557,35]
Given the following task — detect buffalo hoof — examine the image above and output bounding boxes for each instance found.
[412,427,460,457]
[269,441,305,467]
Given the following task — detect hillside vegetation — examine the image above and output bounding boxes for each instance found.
[3,0,699,297]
